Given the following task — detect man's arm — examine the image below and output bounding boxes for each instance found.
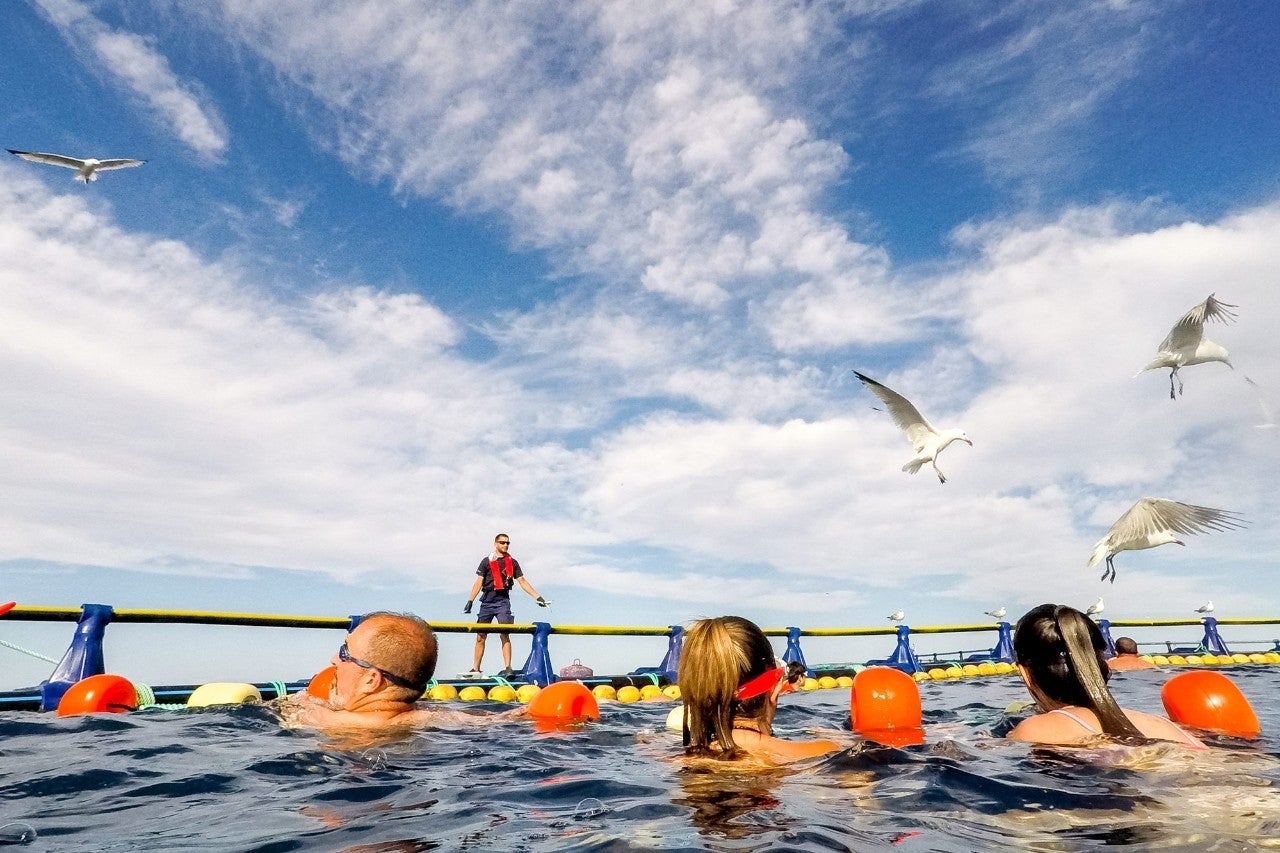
[464,576,483,612]
[516,576,549,606]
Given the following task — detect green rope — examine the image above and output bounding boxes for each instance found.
[0,638,58,664]
[269,680,288,700]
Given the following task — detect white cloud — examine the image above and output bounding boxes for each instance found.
[32,0,228,159]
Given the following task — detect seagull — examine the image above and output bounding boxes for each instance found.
[984,607,1006,620]
[853,371,972,484]
[1195,600,1214,614]
[887,609,905,623]
[1087,497,1247,583]
[8,149,146,183]
[1136,293,1237,399]
[1086,597,1104,617]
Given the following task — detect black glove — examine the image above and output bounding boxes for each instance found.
[463,599,473,614]
[536,596,549,607]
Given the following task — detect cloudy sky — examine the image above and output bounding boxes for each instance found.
[3,0,1279,687]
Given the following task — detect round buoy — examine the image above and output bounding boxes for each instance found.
[516,684,541,703]
[428,684,458,701]
[306,666,336,700]
[836,676,854,688]
[961,664,980,677]
[662,685,681,700]
[639,684,663,700]
[818,676,838,689]
[1151,655,1170,666]
[187,683,262,708]
[527,681,600,728]
[801,677,820,691]
[665,705,685,732]
[977,662,997,676]
[57,674,137,717]
[1168,655,1188,665]
[1231,653,1250,664]
[993,662,1015,675]
[1265,652,1280,664]
[911,671,929,682]
[850,666,924,747]
[458,685,487,701]
[592,684,617,701]
[1248,653,1267,664]
[488,685,517,702]
[1161,670,1260,738]
[616,685,641,703]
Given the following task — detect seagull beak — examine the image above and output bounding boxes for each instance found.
[1175,539,1186,547]
[964,439,973,446]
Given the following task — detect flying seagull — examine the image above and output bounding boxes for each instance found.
[853,371,972,484]
[8,149,146,183]
[1087,497,1246,583]
[888,609,905,623]
[984,607,1006,620]
[1136,293,1237,399]
[1195,600,1214,615]
[1086,597,1104,617]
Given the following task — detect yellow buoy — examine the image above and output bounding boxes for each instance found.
[639,684,664,700]
[993,662,1015,675]
[817,676,838,689]
[1231,653,1250,664]
[1248,653,1267,664]
[836,676,854,688]
[912,671,929,682]
[187,682,262,708]
[516,684,541,703]
[592,684,617,700]
[1265,652,1280,664]
[944,666,963,679]
[428,684,458,701]
[927,668,949,681]
[1151,655,1170,666]
[616,686,641,703]
[801,677,820,691]
[1168,655,1188,665]
[961,664,980,677]
[664,705,685,732]
[1186,655,1203,665]
[662,685,681,700]
[977,662,997,676]
[488,685,517,702]
[458,685,486,701]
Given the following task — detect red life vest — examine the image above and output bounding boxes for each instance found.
[488,555,516,591]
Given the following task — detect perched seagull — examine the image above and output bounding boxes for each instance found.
[984,607,1006,620]
[887,609,905,623]
[1195,600,1215,615]
[1086,597,1105,617]
[1136,293,1237,399]
[853,371,972,484]
[1088,497,1247,583]
[8,149,146,183]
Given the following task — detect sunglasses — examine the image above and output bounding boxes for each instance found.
[734,662,806,701]
[338,641,420,691]
[496,540,510,545]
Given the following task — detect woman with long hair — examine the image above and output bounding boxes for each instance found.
[679,616,842,762]
[1008,604,1203,747]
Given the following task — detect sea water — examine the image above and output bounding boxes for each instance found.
[0,667,1277,851]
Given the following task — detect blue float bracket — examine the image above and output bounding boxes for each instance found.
[657,625,683,680]
[1098,619,1115,657]
[989,621,1014,663]
[40,603,114,711]
[868,624,921,673]
[520,621,556,686]
[1200,616,1231,655]
[782,627,812,676]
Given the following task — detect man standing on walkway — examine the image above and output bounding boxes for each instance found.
[464,533,548,678]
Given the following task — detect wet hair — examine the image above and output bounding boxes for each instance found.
[360,611,438,699]
[1013,604,1142,738]
[1114,636,1140,656]
[679,616,783,758]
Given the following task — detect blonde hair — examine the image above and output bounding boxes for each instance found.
[679,616,777,757]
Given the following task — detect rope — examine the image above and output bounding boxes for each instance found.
[0,638,58,664]
[269,680,288,700]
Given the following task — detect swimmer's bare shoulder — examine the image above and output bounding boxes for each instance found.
[1124,709,1206,749]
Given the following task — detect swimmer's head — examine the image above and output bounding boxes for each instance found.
[1114,636,1140,656]
[330,612,437,707]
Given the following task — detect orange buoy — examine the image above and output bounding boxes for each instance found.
[306,666,337,700]
[0,601,16,618]
[850,666,924,747]
[1161,670,1261,738]
[56,674,137,716]
[527,680,600,730]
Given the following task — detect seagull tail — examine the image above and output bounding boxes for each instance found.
[1085,541,1108,568]
[902,459,924,475]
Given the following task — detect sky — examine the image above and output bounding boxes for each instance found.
[3,0,1280,689]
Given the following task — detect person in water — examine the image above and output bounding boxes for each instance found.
[1007,604,1203,747]
[679,615,842,762]
[464,533,549,679]
[286,611,506,732]
[1107,636,1157,671]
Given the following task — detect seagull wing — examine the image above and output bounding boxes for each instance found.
[854,372,937,451]
[1158,293,1238,353]
[7,149,88,170]
[1118,497,1246,541]
[93,158,146,171]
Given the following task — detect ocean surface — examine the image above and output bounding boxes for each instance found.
[1,666,1277,851]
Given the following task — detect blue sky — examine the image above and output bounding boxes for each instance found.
[3,0,1279,688]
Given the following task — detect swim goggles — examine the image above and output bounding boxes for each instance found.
[338,641,422,691]
[734,662,805,701]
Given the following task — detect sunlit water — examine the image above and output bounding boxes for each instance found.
[1,667,1277,851]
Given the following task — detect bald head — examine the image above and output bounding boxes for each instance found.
[1114,636,1140,656]
[356,612,438,697]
